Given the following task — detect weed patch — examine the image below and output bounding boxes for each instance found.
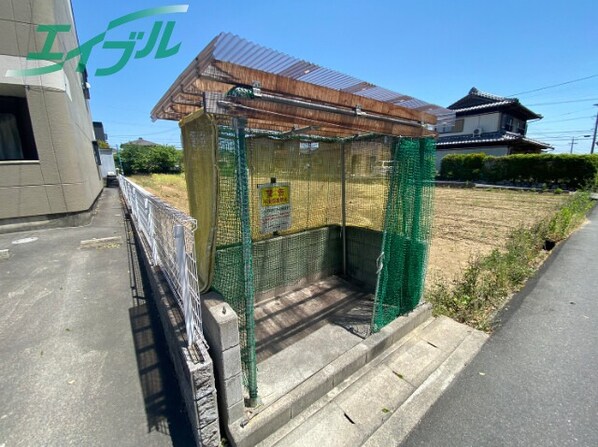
[427,192,595,331]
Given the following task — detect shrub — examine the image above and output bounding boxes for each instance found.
[439,153,598,189]
[440,153,487,181]
[117,143,182,175]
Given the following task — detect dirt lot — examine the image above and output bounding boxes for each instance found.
[130,174,567,288]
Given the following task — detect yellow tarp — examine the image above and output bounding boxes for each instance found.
[180,111,219,292]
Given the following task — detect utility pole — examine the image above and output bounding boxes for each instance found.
[116,144,124,173]
[591,104,598,155]
[570,137,576,154]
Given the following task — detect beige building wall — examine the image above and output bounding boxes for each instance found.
[0,0,102,221]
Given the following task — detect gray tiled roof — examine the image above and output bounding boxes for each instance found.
[451,100,515,113]
[437,131,552,149]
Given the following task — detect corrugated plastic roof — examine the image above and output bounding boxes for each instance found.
[152,33,455,128]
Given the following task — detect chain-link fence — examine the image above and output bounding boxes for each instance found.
[119,175,203,346]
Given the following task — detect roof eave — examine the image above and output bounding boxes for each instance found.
[151,33,454,136]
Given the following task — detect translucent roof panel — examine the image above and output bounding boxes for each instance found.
[209,33,453,122]
[152,33,455,130]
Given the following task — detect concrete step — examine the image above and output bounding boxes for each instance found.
[227,304,433,447]
[258,316,488,447]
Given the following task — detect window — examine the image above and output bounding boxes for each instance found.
[502,115,514,132]
[516,119,527,135]
[438,118,464,134]
[0,96,38,161]
[92,141,101,165]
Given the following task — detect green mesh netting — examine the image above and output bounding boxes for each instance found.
[371,137,436,332]
[211,124,258,400]
[182,113,435,399]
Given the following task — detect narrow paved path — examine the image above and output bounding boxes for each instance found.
[0,188,193,446]
[401,205,598,447]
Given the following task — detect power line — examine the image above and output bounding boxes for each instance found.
[538,115,595,124]
[529,129,593,134]
[507,74,598,97]
[527,97,598,106]
[110,128,180,137]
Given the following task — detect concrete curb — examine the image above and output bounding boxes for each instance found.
[0,187,104,235]
[227,303,433,447]
[80,236,123,249]
[361,330,488,447]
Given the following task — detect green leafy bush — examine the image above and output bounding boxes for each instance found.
[439,153,598,189]
[117,144,183,175]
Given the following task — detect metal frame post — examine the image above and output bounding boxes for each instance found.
[233,117,259,405]
[371,137,400,333]
[175,224,194,346]
[147,201,159,265]
[591,105,598,154]
[340,141,347,276]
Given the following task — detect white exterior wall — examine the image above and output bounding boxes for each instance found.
[99,150,116,178]
[442,112,501,137]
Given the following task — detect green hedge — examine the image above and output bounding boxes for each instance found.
[117,143,183,176]
[440,153,598,189]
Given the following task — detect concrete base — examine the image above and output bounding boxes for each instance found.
[259,316,488,447]
[0,187,102,234]
[201,293,246,428]
[131,206,221,447]
[226,303,433,447]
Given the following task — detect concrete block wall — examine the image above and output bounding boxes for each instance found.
[213,225,343,306]
[346,226,383,292]
[252,225,342,295]
[200,292,246,428]
[133,217,221,447]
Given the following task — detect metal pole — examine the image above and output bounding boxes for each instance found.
[116,144,124,173]
[148,202,158,265]
[590,107,598,154]
[340,142,347,277]
[570,137,575,154]
[233,117,259,405]
[175,224,193,346]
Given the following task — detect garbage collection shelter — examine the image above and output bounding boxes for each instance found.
[151,33,454,407]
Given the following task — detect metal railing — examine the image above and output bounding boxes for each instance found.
[119,175,202,346]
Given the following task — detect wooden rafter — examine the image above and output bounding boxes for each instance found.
[207,61,437,125]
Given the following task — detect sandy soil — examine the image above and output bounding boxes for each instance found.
[130,174,567,288]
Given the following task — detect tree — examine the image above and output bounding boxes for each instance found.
[117,143,182,175]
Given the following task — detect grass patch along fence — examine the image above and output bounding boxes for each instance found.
[427,191,595,331]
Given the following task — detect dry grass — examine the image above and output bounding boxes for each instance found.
[130,173,190,212]
[428,188,565,287]
[130,174,567,289]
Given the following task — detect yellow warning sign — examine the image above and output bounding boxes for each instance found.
[260,185,290,207]
[258,182,291,233]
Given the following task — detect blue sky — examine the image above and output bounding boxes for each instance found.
[71,0,598,153]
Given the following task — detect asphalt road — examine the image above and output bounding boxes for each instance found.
[0,188,193,446]
[402,204,598,447]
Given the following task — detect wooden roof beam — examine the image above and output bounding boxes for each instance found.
[219,98,429,137]
[206,61,437,126]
